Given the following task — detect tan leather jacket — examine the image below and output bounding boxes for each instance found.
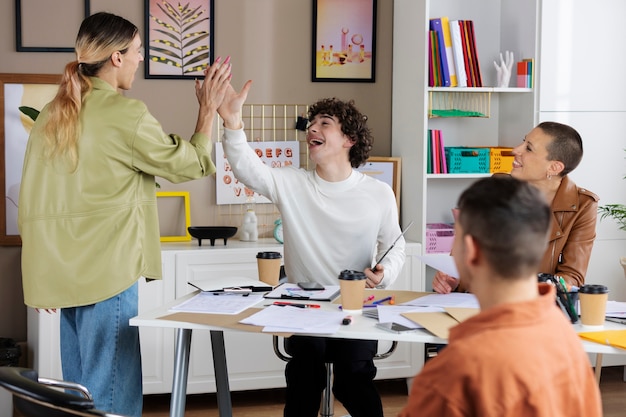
[540,175,599,288]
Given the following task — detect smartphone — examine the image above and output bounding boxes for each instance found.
[297,281,325,291]
[375,322,415,333]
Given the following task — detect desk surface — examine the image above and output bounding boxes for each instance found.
[130,291,626,355]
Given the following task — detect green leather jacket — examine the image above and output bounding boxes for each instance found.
[18,78,215,308]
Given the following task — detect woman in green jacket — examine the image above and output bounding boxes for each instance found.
[18,12,231,417]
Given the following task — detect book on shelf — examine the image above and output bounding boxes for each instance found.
[429,18,451,87]
[440,16,458,87]
[516,58,534,88]
[449,19,468,87]
[516,61,527,87]
[465,20,483,87]
[523,58,534,88]
[428,129,447,174]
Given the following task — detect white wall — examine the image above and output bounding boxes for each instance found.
[539,0,626,301]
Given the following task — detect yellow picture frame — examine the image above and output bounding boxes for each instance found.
[156,191,191,242]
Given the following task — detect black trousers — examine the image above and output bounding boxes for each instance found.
[283,335,383,417]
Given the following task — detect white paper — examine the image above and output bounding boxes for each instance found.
[416,254,459,278]
[606,301,626,318]
[405,292,479,309]
[240,305,344,334]
[170,293,263,315]
[377,305,445,329]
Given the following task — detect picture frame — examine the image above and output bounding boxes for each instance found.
[156,191,191,242]
[1,73,61,246]
[144,0,214,79]
[15,0,90,52]
[312,0,377,83]
[356,156,401,212]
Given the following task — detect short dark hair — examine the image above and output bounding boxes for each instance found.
[308,98,373,168]
[538,121,583,176]
[456,176,551,278]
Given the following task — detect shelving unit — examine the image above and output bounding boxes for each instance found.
[392,0,539,289]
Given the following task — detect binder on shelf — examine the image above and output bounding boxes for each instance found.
[450,19,468,87]
[429,18,451,87]
[440,16,458,87]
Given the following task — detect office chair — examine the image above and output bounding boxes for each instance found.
[272,335,397,417]
[0,367,128,417]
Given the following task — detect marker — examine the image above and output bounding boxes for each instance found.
[273,301,320,309]
[342,316,353,325]
[363,295,375,303]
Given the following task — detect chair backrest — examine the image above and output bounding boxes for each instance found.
[0,367,125,417]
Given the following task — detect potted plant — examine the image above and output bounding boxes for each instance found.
[598,148,626,276]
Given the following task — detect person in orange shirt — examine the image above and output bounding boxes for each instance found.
[399,175,601,417]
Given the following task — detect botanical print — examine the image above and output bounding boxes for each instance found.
[146,0,213,78]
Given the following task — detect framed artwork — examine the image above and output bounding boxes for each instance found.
[356,156,401,212]
[312,0,377,82]
[1,73,61,246]
[156,191,191,242]
[15,0,90,52]
[144,0,214,79]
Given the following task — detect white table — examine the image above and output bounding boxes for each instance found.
[130,292,626,417]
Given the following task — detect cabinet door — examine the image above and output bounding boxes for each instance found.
[139,253,176,394]
[175,247,288,393]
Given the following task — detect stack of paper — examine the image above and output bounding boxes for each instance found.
[240,305,344,334]
[170,293,264,315]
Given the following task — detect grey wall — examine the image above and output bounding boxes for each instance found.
[0,0,395,341]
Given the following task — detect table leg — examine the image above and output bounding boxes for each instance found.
[170,328,192,417]
[210,330,233,417]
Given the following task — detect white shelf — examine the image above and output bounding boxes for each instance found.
[426,173,491,180]
[428,87,532,93]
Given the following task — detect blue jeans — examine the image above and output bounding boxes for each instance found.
[60,282,142,417]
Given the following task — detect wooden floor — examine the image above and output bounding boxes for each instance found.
[143,366,626,416]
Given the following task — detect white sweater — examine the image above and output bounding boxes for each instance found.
[222,128,405,287]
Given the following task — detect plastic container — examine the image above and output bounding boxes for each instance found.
[489,147,515,173]
[425,223,455,254]
[445,147,490,173]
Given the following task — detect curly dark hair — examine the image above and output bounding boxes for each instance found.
[307,98,373,168]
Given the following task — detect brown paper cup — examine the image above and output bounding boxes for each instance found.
[256,252,282,286]
[338,270,366,315]
[579,284,609,327]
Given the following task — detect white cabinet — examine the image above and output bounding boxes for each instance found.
[392,0,539,288]
[28,239,424,395]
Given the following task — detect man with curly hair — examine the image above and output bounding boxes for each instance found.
[218,79,405,417]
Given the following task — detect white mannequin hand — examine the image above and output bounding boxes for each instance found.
[493,51,514,87]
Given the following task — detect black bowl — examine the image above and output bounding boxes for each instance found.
[188,226,238,247]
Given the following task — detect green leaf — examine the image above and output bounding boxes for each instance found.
[18,106,40,121]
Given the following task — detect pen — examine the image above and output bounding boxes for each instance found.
[338,305,378,310]
[273,301,320,309]
[373,221,414,270]
[364,295,375,303]
[372,295,395,305]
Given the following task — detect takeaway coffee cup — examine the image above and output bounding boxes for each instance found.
[338,270,367,315]
[578,284,609,327]
[256,252,282,286]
